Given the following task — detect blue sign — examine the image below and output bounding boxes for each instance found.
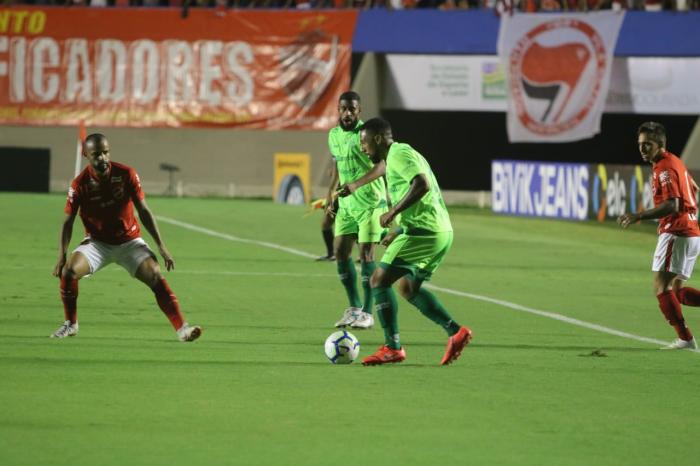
[492,160,589,220]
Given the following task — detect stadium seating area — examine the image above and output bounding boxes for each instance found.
[7,0,700,11]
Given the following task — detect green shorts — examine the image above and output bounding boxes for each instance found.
[379,230,453,282]
[334,206,386,243]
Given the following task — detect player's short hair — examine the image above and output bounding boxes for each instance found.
[339,91,360,104]
[359,118,392,138]
[85,133,107,147]
[638,121,667,148]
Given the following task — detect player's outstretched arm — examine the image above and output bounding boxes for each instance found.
[617,198,679,229]
[380,174,430,228]
[134,198,175,271]
[337,160,386,198]
[54,213,76,277]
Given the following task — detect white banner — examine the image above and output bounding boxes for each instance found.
[606,58,700,115]
[384,55,700,115]
[497,12,625,142]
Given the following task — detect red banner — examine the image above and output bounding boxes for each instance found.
[0,8,357,129]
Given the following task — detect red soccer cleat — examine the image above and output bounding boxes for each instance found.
[440,326,472,365]
[362,345,407,366]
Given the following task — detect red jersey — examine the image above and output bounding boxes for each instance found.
[64,161,145,245]
[652,151,700,237]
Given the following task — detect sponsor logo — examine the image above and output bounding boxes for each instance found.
[508,19,607,136]
[491,161,589,220]
[481,62,506,100]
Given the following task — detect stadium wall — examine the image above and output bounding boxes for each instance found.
[0,126,332,198]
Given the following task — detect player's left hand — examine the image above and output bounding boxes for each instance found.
[380,210,397,228]
[159,245,175,271]
[617,213,639,229]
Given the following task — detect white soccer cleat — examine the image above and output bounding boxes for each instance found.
[177,323,202,342]
[334,307,361,328]
[51,320,79,338]
[660,337,698,350]
[350,311,374,329]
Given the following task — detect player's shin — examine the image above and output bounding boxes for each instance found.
[408,288,461,336]
[360,261,376,313]
[151,278,185,330]
[657,291,694,341]
[337,259,361,308]
[60,276,78,324]
[373,286,400,349]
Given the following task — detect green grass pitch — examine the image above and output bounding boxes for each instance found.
[1,193,699,466]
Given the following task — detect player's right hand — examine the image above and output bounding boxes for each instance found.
[381,231,399,247]
[159,245,176,271]
[617,213,639,229]
[53,256,66,277]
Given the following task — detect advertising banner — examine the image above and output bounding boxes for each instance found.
[273,152,310,205]
[497,12,625,142]
[383,54,700,115]
[0,8,357,129]
[492,160,590,220]
[605,58,700,115]
[492,160,700,222]
[383,55,505,112]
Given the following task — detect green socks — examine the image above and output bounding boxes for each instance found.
[373,286,400,349]
[360,261,376,315]
[337,259,361,309]
[408,288,461,336]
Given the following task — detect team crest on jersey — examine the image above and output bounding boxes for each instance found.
[112,184,125,200]
[658,170,671,186]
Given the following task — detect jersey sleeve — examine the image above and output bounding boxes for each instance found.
[327,132,336,160]
[393,146,425,183]
[64,179,81,215]
[658,164,682,201]
[127,168,146,201]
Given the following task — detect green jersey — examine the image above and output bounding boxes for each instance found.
[328,121,385,211]
[385,142,452,233]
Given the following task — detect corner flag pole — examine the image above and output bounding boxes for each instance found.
[74,121,87,178]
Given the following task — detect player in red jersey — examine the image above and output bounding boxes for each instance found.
[618,122,699,350]
[51,133,202,342]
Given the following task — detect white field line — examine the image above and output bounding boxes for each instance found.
[157,215,697,352]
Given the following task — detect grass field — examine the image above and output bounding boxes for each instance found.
[1,192,699,466]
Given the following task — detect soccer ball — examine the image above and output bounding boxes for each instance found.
[324,330,360,364]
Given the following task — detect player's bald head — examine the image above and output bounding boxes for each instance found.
[85,133,108,149]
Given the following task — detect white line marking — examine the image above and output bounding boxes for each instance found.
[158,216,317,259]
[158,215,696,351]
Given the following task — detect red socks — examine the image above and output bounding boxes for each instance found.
[60,276,78,324]
[152,278,184,330]
[677,287,700,307]
[657,291,693,341]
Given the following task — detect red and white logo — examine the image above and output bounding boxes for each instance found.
[509,19,607,136]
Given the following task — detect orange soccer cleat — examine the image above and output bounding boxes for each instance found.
[362,345,406,366]
[440,326,472,365]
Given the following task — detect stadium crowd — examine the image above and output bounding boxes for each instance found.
[5,0,699,11]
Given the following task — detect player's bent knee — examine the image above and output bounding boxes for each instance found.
[369,269,387,289]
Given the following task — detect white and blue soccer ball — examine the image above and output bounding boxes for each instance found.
[324,330,360,364]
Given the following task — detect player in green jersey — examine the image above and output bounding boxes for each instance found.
[353,117,472,366]
[325,91,387,330]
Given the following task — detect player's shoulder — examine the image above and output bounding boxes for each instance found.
[110,161,134,174]
[656,152,685,171]
[71,167,92,187]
